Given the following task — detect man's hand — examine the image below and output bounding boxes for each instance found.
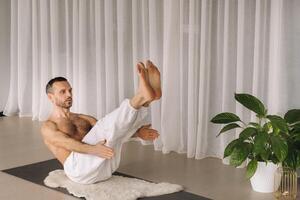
[92,140,114,159]
[136,124,159,141]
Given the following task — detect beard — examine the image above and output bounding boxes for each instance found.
[56,98,72,109]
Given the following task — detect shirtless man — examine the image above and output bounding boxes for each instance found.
[41,60,161,184]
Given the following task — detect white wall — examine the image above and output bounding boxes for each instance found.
[0,0,10,111]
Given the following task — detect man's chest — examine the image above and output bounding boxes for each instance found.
[56,117,92,139]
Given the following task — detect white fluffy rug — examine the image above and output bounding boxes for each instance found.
[44,170,183,200]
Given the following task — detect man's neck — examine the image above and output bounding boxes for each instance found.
[52,106,71,119]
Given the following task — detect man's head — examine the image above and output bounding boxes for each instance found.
[46,77,73,109]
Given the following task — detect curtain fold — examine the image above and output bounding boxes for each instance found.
[4,0,300,160]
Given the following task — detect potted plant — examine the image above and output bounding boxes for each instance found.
[210,93,300,193]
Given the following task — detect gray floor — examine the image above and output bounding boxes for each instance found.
[0,116,274,200]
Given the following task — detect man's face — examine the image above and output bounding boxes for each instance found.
[48,81,73,109]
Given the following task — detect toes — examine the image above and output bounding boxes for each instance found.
[147,60,160,74]
[153,66,161,76]
[152,64,159,72]
[137,62,145,74]
[138,61,161,77]
[136,64,142,74]
[139,62,146,68]
[146,60,153,68]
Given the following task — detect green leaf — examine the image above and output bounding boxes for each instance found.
[239,127,257,141]
[253,131,269,154]
[211,112,241,124]
[249,122,260,129]
[292,133,300,142]
[260,148,270,161]
[246,159,258,179]
[263,122,271,131]
[217,123,241,137]
[267,115,288,133]
[234,93,266,117]
[224,139,240,158]
[292,123,300,132]
[284,109,300,124]
[270,154,280,164]
[270,136,288,162]
[230,144,249,167]
[283,148,299,170]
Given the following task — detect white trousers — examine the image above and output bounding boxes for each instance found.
[63,99,150,184]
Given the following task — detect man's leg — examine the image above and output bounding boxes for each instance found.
[64,99,150,184]
[64,62,161,184]
[82,62,158,144]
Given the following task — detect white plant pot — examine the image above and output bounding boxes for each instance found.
[250,162,279,193]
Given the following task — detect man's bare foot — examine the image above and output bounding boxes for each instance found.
[146,60,162,100]
[136,62,156,104]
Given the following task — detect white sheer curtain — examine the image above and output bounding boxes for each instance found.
[4,0,300,160]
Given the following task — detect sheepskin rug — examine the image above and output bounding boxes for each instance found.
[44,170,183,200]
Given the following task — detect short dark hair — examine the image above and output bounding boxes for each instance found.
[46,77,68,94]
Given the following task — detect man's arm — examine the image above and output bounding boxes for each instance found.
[41,121,114,159]
[79,114,98,126]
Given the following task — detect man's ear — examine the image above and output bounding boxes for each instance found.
[47,93,54,103]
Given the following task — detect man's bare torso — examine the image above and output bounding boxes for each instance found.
[43,113,93,164]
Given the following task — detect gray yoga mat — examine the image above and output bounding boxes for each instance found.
[2,159,211,200]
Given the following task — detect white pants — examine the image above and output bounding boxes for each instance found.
[63,99,150,184]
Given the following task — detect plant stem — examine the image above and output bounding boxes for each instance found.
[290,121,300,126]
[259,117,262,127]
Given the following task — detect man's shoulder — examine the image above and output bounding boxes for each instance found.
[41,119,57,132]
[42,119,56,126]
